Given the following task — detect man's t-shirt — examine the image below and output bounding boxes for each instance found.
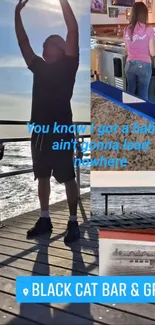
[28,55,79,126]
[124,23,154,63]
[28,54,79,150]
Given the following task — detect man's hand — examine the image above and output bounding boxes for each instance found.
[16,0,29,12]
[15,0,35,67]
[59,0,79,57]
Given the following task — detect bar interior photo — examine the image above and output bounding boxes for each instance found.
[91,0,155,102]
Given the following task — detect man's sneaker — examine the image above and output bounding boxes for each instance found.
[27,218,53,238]
[64,220,80,244]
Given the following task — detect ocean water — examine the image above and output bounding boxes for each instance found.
[0,142,90,221]
[91,187,155,216]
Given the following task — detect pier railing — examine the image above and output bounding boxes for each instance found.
[101,192,155,215]
[0,120,91,197]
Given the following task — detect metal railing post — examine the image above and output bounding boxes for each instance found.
[101,193,108,215]
[105,194,108,215]
[75,129,80,199]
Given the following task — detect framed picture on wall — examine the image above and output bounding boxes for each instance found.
[91,0,107,14]
[146,0,153,12]
[118,8,126,16]
[109,7,119,17]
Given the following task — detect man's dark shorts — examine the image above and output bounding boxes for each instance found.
[31,137,75,183]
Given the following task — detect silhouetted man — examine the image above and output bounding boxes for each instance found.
[15,0,80,243]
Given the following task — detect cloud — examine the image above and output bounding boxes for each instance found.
[5,0,89,18]
[0,90,90,121]
[0,17,13,27]
[74,86,90,96]
[0,93,90,139]
[1,0,63,28]
[0,55,90,73]
[79,64,90,72]
[0,56,26,68]
[0,93,31,120]
[0,97,90,139]
[71,101,90,122]
[73,82,90,102]
[81,48,90,52]
[1,1,90,37]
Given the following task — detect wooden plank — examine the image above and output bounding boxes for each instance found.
[0,276,154,325]
[91,212,155,229]
[134,212,155,220]
[8,220,92,232]
[0,253,85,276]
[0,310,37,325]
[0,266,32,278]
[104,304,155,321]
[19,213,90,224]
[0,231,98,255]
[25,202,90,217]
[16,211,90,222]
[0,291,98,325]
[100,212,155,222]
[10,217,97,235]
[25,210,89,219]
[24,196,90,217]
[4,220,98,241]
[9,216,90,226]
[93,213,144,218]
[14,209,90,221]
[0,247,98,275]
[126,212,148,220]
[0,226,98,249]
[0,238,98,265]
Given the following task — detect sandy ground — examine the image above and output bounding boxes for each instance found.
[91,92,155,170]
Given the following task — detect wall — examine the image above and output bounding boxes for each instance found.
[146,0,155,23]
[91,0,155,25]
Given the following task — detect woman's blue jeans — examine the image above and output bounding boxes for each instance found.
[125,60,152,100]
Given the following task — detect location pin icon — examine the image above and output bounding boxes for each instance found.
[23,288,29,296]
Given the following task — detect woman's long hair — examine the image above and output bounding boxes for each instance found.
[129,2,148,40]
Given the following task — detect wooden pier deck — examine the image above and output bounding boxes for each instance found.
[0,192,155,324]
[91,211,155,229]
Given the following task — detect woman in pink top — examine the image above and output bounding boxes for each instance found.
[124,2,155,100]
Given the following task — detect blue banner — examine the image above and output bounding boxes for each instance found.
[16,276,155,303]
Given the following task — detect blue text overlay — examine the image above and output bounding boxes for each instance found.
[27,122,155,168]
[16,276,155,303]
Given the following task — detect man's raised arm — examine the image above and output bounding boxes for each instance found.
[59,0,79,57]
[15,0,35,67]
